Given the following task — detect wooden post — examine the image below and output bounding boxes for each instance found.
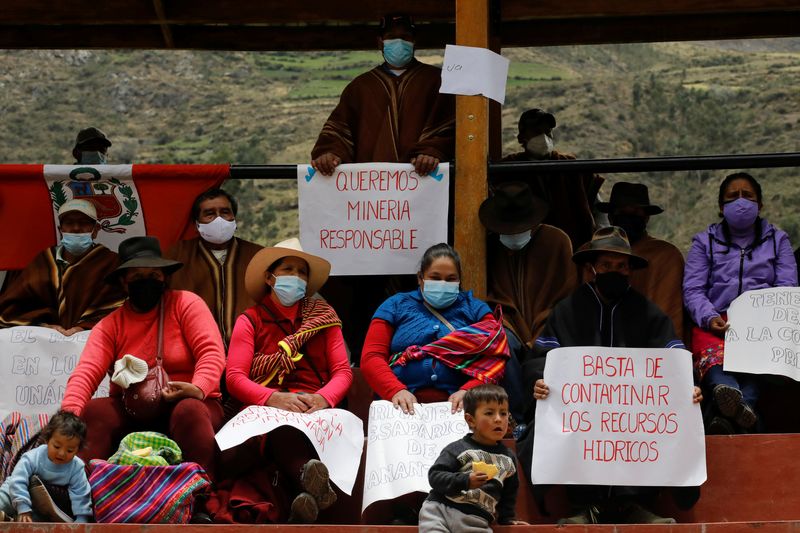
[454,0,489,298]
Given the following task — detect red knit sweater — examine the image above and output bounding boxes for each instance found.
[62,290,226,415]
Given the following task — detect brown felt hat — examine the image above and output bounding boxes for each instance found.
[105,236,182,283]
[572,226,648,269]
[596,182,663,215]
[244,238,331,302]
[479,182,549,234]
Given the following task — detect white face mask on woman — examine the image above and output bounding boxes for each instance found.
[525,134,554,159]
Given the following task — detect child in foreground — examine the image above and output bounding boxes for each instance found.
[419,384,526,531]
[0,410,92,522]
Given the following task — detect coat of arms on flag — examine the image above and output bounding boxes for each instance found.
[0,163,230,270]
[45,165,145,252]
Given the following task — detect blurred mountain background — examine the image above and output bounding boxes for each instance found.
[0,38,798,252]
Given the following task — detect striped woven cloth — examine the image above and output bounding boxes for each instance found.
[0,412,49,483]
[389,306,510,384]
[89,459,210,523]
[250,297,341,386]
[108,432,182,466]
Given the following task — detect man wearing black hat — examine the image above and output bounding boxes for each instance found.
[310,14,454,177]
[72,127,112,165]
[500,109,603,249]
[597,182,685,339]
[479,182,576,348]
[516,226,700,525]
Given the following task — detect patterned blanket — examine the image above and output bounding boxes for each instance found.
[390,306,510,384]
[89,460,210,523]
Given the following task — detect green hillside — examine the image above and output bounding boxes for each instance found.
[0,39,798,252]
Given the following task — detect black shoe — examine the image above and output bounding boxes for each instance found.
[707,416,735,435]
[190,512,213,524]
[735,404,757,429]
[620,502,676,524]
[713,384,743,418]
[558,505,600,524]
[300,459,337,511]
[288,492,319,523]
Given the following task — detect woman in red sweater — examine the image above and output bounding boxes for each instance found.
[225,238,352,524]
[61,236,226,482]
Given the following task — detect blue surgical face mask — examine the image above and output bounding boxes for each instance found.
[61,232,94,255]
[79,151,107,165]
[422,279,460,309]
[499,230,532,251]
[383,39,414,68]
[272,275,307,306]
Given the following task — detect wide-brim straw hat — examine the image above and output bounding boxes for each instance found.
[479,181,549,234]
[244,237,331,301]
[105,236,182,283]
[572,226,649,269]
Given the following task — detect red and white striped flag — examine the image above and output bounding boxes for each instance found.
[0,164,229,270]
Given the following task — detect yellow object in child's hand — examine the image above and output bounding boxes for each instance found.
[131,447,153,457]
[471,461,498,479]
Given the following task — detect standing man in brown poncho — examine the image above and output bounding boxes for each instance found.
[310,14,455,359]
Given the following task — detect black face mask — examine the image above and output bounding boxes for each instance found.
[594,271,629,301]
[611,214,647,244]
[128,278,165,312]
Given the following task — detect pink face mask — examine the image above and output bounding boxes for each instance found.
[722,198,759,230]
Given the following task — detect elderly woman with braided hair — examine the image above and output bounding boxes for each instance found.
[225,238,352,524]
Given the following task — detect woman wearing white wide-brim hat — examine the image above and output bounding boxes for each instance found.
[225,238,352,524]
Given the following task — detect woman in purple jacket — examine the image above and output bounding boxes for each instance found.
[684,173,796,432]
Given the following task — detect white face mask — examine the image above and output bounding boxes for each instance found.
[197,216,236,244]
[499,230,532,251]
[525,134,554,159]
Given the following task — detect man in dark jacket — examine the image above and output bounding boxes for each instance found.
[518,226,701,525]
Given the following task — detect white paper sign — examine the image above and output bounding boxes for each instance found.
[214,405,364,495]
[532,347,706,487]
[362,400,469,513]
[439,44,510,104]
[0,326,109,420]
[297,163,449,276]
[725,287,800,380]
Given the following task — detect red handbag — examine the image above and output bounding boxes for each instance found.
[123,302,169,422]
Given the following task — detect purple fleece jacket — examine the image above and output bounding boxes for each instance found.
[683,219,797,329]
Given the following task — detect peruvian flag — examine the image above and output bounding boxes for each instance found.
[0,164,229,270]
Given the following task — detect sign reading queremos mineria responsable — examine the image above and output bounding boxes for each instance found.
[297,163,449,276]
[532,346,706,487]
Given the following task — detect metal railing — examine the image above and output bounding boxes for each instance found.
[227,152,800,179]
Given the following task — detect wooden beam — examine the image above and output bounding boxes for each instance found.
[0,23,454,51]
[454,0,489,299]
[503,0,800,19]
[500,11,800,47]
